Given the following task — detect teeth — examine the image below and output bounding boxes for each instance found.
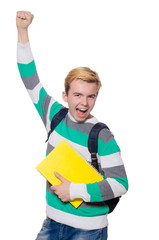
[76,108,87,112]
[79,109,87,112]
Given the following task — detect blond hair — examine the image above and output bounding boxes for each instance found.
[64,67,101,95]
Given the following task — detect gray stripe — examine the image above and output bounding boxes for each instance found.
[64,117,94,134]
[21,72,40,90]
[98,128,114,143]
[47,181,57,196]
[98,180,115,201]
[103,165,127,178]
[46,143,54,155]
[42,94,51,127]
[64,116,113,143]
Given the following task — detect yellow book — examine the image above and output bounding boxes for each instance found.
[36,139,104,208]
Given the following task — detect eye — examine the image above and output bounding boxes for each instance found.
[89,95,96,99]
[74,93,81,97]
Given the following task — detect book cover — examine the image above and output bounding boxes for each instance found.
[36,139,104,208]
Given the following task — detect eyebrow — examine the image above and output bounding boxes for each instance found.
[73,92,81,95]
[73,92,97,97]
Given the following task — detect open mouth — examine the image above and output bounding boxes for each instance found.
[76,108,88,119]
[76,108,87,113]
[76,108,88,113]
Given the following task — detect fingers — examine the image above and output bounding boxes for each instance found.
[50,177,71,202]
[16,11,26,19]
[16,11,34,24]
[54,171,65,181]
[17,11,31,19]
[51,185,56,191]
[50,172,65,192]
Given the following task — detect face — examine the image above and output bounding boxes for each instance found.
[62,79,98,122]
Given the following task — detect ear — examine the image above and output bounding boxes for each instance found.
[62,91,68,102]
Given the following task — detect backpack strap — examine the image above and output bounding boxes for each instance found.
[88,122,120,213]
[88,122,109,171]
[45,107,68,142]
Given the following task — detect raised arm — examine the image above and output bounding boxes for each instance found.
[16,11,34,44]
[16,11,63,133]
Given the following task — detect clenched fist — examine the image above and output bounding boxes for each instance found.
[16,11,34,44]
[16,11,34,29]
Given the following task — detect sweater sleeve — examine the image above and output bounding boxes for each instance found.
[70,130,128,203]
[17,42,63,133]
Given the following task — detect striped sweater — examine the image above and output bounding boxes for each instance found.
[17,42,128,230]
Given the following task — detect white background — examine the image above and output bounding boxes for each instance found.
[0,0,159,239]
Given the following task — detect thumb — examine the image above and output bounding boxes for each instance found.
[54,171,66,182]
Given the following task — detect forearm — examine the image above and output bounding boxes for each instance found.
[70,176,128,203]
[17,27,29,44]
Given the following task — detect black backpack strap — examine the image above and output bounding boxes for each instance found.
[105,196,120,213]
[45,107,68,142]
[88,122,109,171]
[88,122,120,213]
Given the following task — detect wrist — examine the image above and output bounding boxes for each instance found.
[17,27,29,44]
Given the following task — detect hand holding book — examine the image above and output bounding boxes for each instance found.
[51,172,71,202]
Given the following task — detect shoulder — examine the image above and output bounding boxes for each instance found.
[97,123,114,143]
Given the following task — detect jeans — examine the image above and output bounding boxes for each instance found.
[35,218,108,240]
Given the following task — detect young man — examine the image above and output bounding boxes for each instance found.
[16,11,128,240]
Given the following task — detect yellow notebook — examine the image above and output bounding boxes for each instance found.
[36,139,104,208]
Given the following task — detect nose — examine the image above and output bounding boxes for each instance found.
[81,96,88,106]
